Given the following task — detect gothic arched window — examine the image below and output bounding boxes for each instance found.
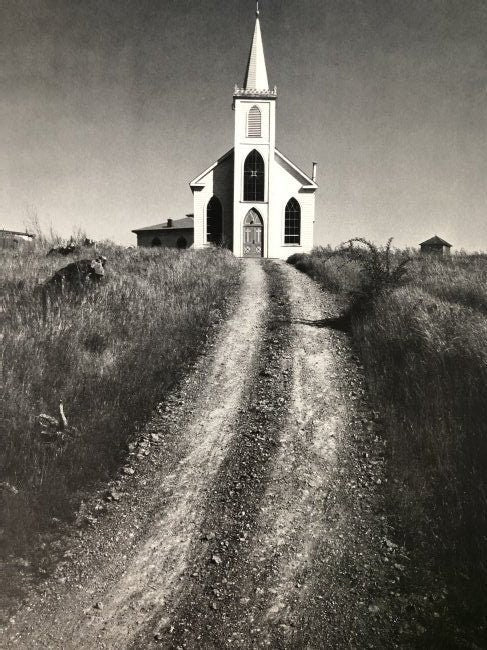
[247,106,261,138]
[243,150,265,202]
[284,198,301,245]
[151,237,162,247]
[206,196,223,244]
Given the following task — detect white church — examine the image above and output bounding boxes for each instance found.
[190,5,317,259]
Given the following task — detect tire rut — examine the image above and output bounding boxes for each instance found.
[135,261,294,648]
[6,260,402,650]
[260,263,401,649]
[139,260,402,649]
[4,260,267,649]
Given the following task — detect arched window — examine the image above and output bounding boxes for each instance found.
[151,237,162,247]
[244,208,263,226]
[284,198,301,245]
[247,106,261,138]
[206,196,223,244]
[176,236,187,249]
[243,150,264,202]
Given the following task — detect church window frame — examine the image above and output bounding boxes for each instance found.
[284,198,301,245]
[206,196,223,245]
[243,149,265,202]
[247,105,262,138]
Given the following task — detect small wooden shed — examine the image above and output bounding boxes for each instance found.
[419,235,452,255]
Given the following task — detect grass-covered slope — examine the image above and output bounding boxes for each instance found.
[289,245,487,643]
[1,243,241,557]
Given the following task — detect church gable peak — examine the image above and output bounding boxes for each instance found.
[189,148,234,189]
[275,150,318,189]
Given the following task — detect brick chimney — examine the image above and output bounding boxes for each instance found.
[167,219,173,228]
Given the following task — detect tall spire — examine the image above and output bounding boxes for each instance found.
[243,2,269,91]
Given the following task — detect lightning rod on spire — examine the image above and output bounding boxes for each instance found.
[256,1,260,18]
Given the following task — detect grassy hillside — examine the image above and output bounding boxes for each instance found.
[1,242,241,560]
[289,246,487,644]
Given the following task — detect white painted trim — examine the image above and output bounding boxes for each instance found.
[275,149,318,189]
[190,148,234,188]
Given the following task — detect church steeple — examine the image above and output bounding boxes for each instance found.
[231,1,278,258]
[191,0,316,260]
[243,2,269,91]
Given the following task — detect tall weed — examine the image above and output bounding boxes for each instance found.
[289,244,487,641]
[1,243,241,558]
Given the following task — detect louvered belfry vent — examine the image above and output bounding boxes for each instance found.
[247,106,261,137]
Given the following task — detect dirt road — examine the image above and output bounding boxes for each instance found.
[4,260,402,648]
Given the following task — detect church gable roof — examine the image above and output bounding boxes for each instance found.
[189,148,234,189]
[275,149,318,189]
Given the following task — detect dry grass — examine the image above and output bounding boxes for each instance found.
[1,241,241,558]
[289,246,487,642]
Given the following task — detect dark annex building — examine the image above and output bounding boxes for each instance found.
[132,216,194,249]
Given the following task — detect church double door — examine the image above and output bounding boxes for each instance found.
[243,226,263,257]
[243,209,264,257]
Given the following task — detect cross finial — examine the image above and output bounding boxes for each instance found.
[256,1,260,17]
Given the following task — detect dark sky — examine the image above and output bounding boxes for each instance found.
[2,0,486,249]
